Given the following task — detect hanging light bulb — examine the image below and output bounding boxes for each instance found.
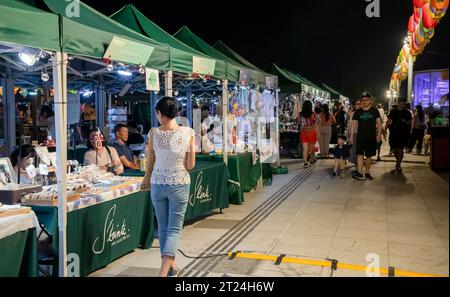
[174,90,179,96]
[107,63,114,71]
[19,48,39,66]
[217,80,221,86]
[118,69,132,77]
[138,64,145,74]
[41,69,49,82]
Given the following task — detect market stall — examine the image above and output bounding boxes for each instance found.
[0,206,38,277]
[196,153,261,205]
[24,166,151,277]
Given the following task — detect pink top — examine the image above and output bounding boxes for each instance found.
[300,112,318,128]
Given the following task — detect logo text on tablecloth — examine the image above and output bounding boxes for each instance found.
[92,204,131,255]
[189,171,212,207]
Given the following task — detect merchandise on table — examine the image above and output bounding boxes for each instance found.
[22,165,143,210]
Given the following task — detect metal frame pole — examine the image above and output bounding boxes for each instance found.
[186,87,192,127]
[3,69,16,154]
[150,91,158,128]
[165,70,173,97]
[222,80,228,165]
[256,86,263,188]
[96,78,105,131]
[53,51,68,277]
[275,88,280,168]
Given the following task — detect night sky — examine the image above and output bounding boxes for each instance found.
[84,0,449,100]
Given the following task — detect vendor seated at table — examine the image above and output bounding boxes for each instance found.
[10,144,37,184]
[111,123,140,170]
[84,129,124,175]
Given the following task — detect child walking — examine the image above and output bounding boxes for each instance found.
[332,135,352,178]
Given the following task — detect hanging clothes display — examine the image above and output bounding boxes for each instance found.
[293,95,301,120]
[260,89,276,122]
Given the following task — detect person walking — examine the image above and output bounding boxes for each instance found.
[406,104,426,155]
[299,100,319,168]
[347,99,361,173]
[318,104,336,159]
[387,97,412,171]
[140,97,196,277]
[334,102,347,135]
[331,135,352,178]
[376,103,387,162]
[350,93,382,180]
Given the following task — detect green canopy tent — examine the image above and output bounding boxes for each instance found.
[213,40,270,77]
[265,63,303,94]
[37,0,171,70]
[173,26,267,85]
[0,0,60,52]
[109,4,227,80]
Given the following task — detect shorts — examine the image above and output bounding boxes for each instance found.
[301,129,317,144]
[389,132,410,149]
[356,137,377,157]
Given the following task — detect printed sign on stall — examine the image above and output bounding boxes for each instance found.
[104,36,154,66]
[145,68,160,92]
[192,56,216,76]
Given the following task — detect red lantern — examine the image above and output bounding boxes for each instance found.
[423,3,439,28]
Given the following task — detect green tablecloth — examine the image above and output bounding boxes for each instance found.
[31,191,153,277]
[122,160,230,221]
[196,153,261,205]
[0,227,37,277]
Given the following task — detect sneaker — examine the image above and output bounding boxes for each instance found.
[365,173,374,180]
[304,163,309,168]
[332,171,337,177]
[394,165,403,172]
[168,267,179,277]
[352,172,365,180]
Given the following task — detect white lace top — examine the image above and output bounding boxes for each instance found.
[150,126,195,185]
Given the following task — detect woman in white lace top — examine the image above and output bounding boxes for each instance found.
[141,97,195,277]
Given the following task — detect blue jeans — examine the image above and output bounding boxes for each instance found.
[151,183,190,258]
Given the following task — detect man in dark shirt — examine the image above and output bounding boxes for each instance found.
[126,120,145,147]
[111,123,139,170]
[350,92,382,180]
[387,97,412,172]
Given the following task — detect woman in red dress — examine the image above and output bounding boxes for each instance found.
[299,100,319,168]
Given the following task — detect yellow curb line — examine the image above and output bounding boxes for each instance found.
[227,252,446,277]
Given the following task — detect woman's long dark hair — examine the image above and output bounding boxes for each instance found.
[416,105,425,122]
[322,104,330,122]
[10,144,35,167]
[301,100,313,118]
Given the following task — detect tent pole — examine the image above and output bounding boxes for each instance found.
[165,70,173,97]
[53,51,68,277]
[3,68,16,154]
[186,88,192,127]
[275,88,281,168]
[96,77,105,132]
[222,80,228,165]
[150,91,158,128]
[256,85,263,188]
